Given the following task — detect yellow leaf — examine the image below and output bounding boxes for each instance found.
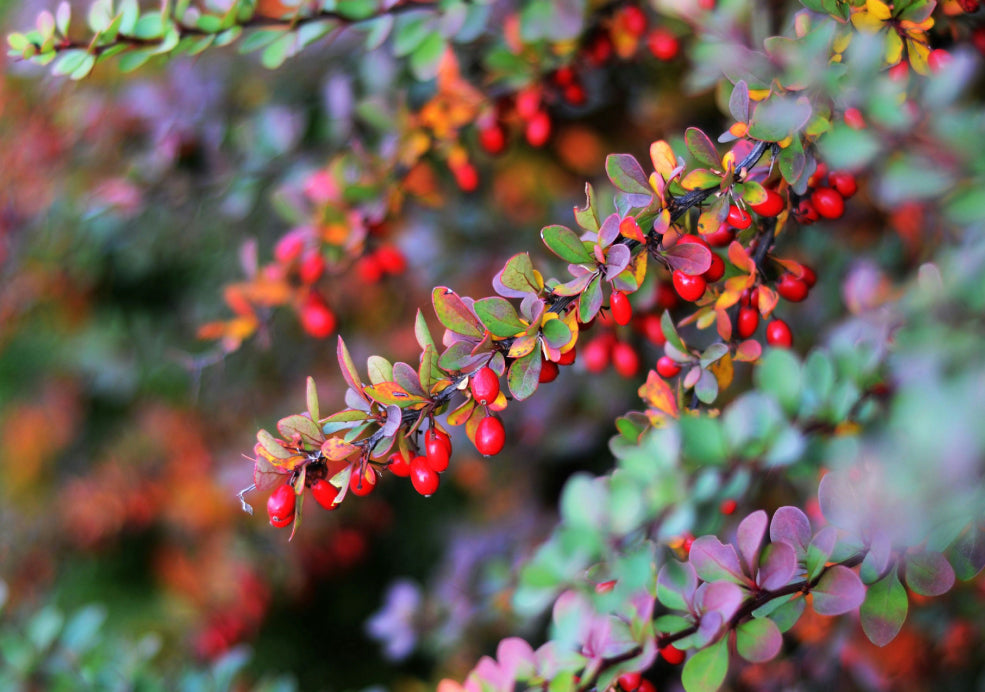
[710,353,734,391]
[508,334,539,358]
[884,31,904,65]
[907,38,930,75]
[851,11,886,33]
[748,88,771,101]
[865,0,892,20]
[650,140,678,180]
[638,371,679,418]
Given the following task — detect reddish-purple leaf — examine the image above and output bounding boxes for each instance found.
[737,510,768,577]
[604,244,631,279]
[657,560,698,612]
[495,637,537,681]
[337,336,364,396]
[811,565,865,616]
[439,340,484,371]
[685,127,722,169]
[495,253,541,298]
[507,347,542,401]
[432,286,484,339]
[663,242,712,276]
[254,454,290,491]
[757,542,798,591]
[860,569,907,646]
[818,471,859,530]
[736,617,782,663]
[605,153,651,196]
[861,530,893,584]
[729,80,750,124]
[806,526,838,580]
[696,580,744,623]
[393,361,427,396]
[903,551,955,597]
[769,506,812,560]
[598,212,621,246]
[695,610,724,649]
[690,536,747,584]
[552,270,594,297]
[277,414,323,449]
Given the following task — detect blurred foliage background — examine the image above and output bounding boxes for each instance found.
[1,0,984,689]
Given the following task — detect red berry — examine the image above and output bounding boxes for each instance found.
[827,171,857,199]
[557,346,577,366]
[811,187,845,219]
[618,671,643,691]
[809,161,829,188]
[638,681,656,692]
[776,273,809,302]
[311,479,339,511]
[660,644,686,665]
[374,245,407,275]
[387,451,412,478]
[299,249,325,284]
[410,455,440,496]
[539,359,560,383]
[267,484,296,527]
[640,313,666,346]
[425,429,451,473]
[595,579,617,594]
[656,281,680,310]
[586,33,613,66]
[610,290,632,326]
[928,48,951,73]
[844,107,866,130]
[750,188,785,217]
[702,222,735,247]
[795,199,819,224]
[677,233,710,249]
[703,253,725,283]
[801,265,817,287]
[620,5,648,36]
[720,498,737,515]
[672,270,706,302]
[553,66,576,86]
[682,533,695,555]
[563,83,587,106]
[727,205,752,230]
[470,366,500,405]
[349,466,377,496]
[766,319,793,348]
[647,27,679,61]
[274,229,306,264]
[300,293,336,338]
[478,122,507,155]
[515,88,541,120]
[453,162,479,192]
[656,355,681,379]
[474,415,505,456]
[582,336,612,373]
[612,341,640,378]
[355,254,383,283]
[736,307,759,339]
[525,111,552,147]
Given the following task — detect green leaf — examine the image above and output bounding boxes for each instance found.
[336,0,378,20]
[765,596,805,632]
[336,336,364,393]
[681,169,722,191]
[681,638,728,692]
[55,1,71,36]
[238,28,282,53]
[507,346,541,401]
[860,569,907,646]
[51,49,88,76]
[133,12,165,39]
[754,349,801,416]
[87,0,112,32]
[577,274,603,324]
[432,286,483,339]
[541,318,571,350]
[560,473,607,529]
[817,123,881,171]
[392,11,433,56]
[409,31,444,81]
[735,618,782,663]
[605,154,652,197]
[679,416,728,466]
[541,224,593,264]
[573,183,600,232]
[7,33,30,51]
[364,381,428,407]
[366,356,393,386]
[415,308,437,352]
[748,95,813,142]
[119,0,138,33]
[277,414,323,449]
[685,127,721,168]
[261,32,294,69]
[729,80,750,123]
[474,297,526,338]
[661,311,688,353]
[903,551,955,596]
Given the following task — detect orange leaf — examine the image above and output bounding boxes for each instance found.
[321,437,359,461]
[619,216,645,241]
[638,371,679,418]
[728,240,756,274]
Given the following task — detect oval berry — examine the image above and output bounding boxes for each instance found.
[478,122,507,155]
[766,319,793,348]
[801,265,817,287]
[267,484,296,527]
[425,429,451,473]
[703,253,725,283]
[736,307,759,339]
[374,245,407,275]
[582,336,611,373]
[703,223,735,247]
[827,171,857,199]
[410,456,440,496]
[539,359,560,383]
[750,188,785,217]
[349,466,377,496]
[387,451,412,478]
[617,671,642,691]
[311,479,339,511]
[640,313,666,346]
[355,254,383,283]
[672,270,706,302]
[727,204,752,230]
[475,415,505,456]
[299,249,325,284]
[557,346,577,366]
[610,290,632,326]
[660,644,686,665]
[720,498,737,515]
[638,681,656,692]
[426,428,452,456]
[525,111,551,147]
[300,294,336,338]
[656,355,681,379]
[776,273,809,302]
[647,27,679,61]
[612,342,640,378]
[470,366,500,405]
[811,187,845,219]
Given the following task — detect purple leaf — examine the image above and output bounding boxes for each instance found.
[948,524,985,580]
[805,526,838,580]
[757,542,798,591]
[657,560,698,612]
[818,470,859,530]
[685,127,722,169]
[860,529,893,584]
[606,153,651,196]
[737,510,768,577]
[496,638,536,680]
[696,580,744,623]
[507,347,542,401]
[729,80,750,124]
[811,565,865,616]
[432,286,484,339]
[903,551,955,597]
[770,506,812,559]
[663,242,712,276]
[695,610,724,648]
[690,536,748,584]
[860,569,907,646]
[598,212,621,246]
[735,617,782,663]
[604,244,632,279]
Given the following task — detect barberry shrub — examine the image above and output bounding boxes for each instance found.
[6,0,985,689]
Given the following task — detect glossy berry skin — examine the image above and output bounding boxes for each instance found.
[647,27,679,61]
[737,307,759,339]
[387,451,411,477]
[766,319,793,348]
[727,204,752,230]
[410,456,440,496]
[703,223,734,247]
[776,273,809,302]
[640,313,666,346]
[349,466,377,496]
[795,199,819,224]
[539,359,560,383]
[425,429,451,473]
[638,681,656,692]
[610,290,632,326]
[827,171,857,199]
[801,265,817,287]
[703,253,725,283]
[300,294,336,338]
[267,484,296,527]
[470,366,500,404]
[311,479,339,511]
[811,187,845,219]
[656,355,681,379]
[557,346,577,366]
[672,270,706,302]
[474,415,505,456]
[612,342,640,378]
[750,188,785,217]
[660,644,686,665]
[617,671,642,691]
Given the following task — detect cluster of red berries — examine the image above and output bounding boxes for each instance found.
[354,244,408,284]
[614,641,687,690]
[794,164,857,224]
